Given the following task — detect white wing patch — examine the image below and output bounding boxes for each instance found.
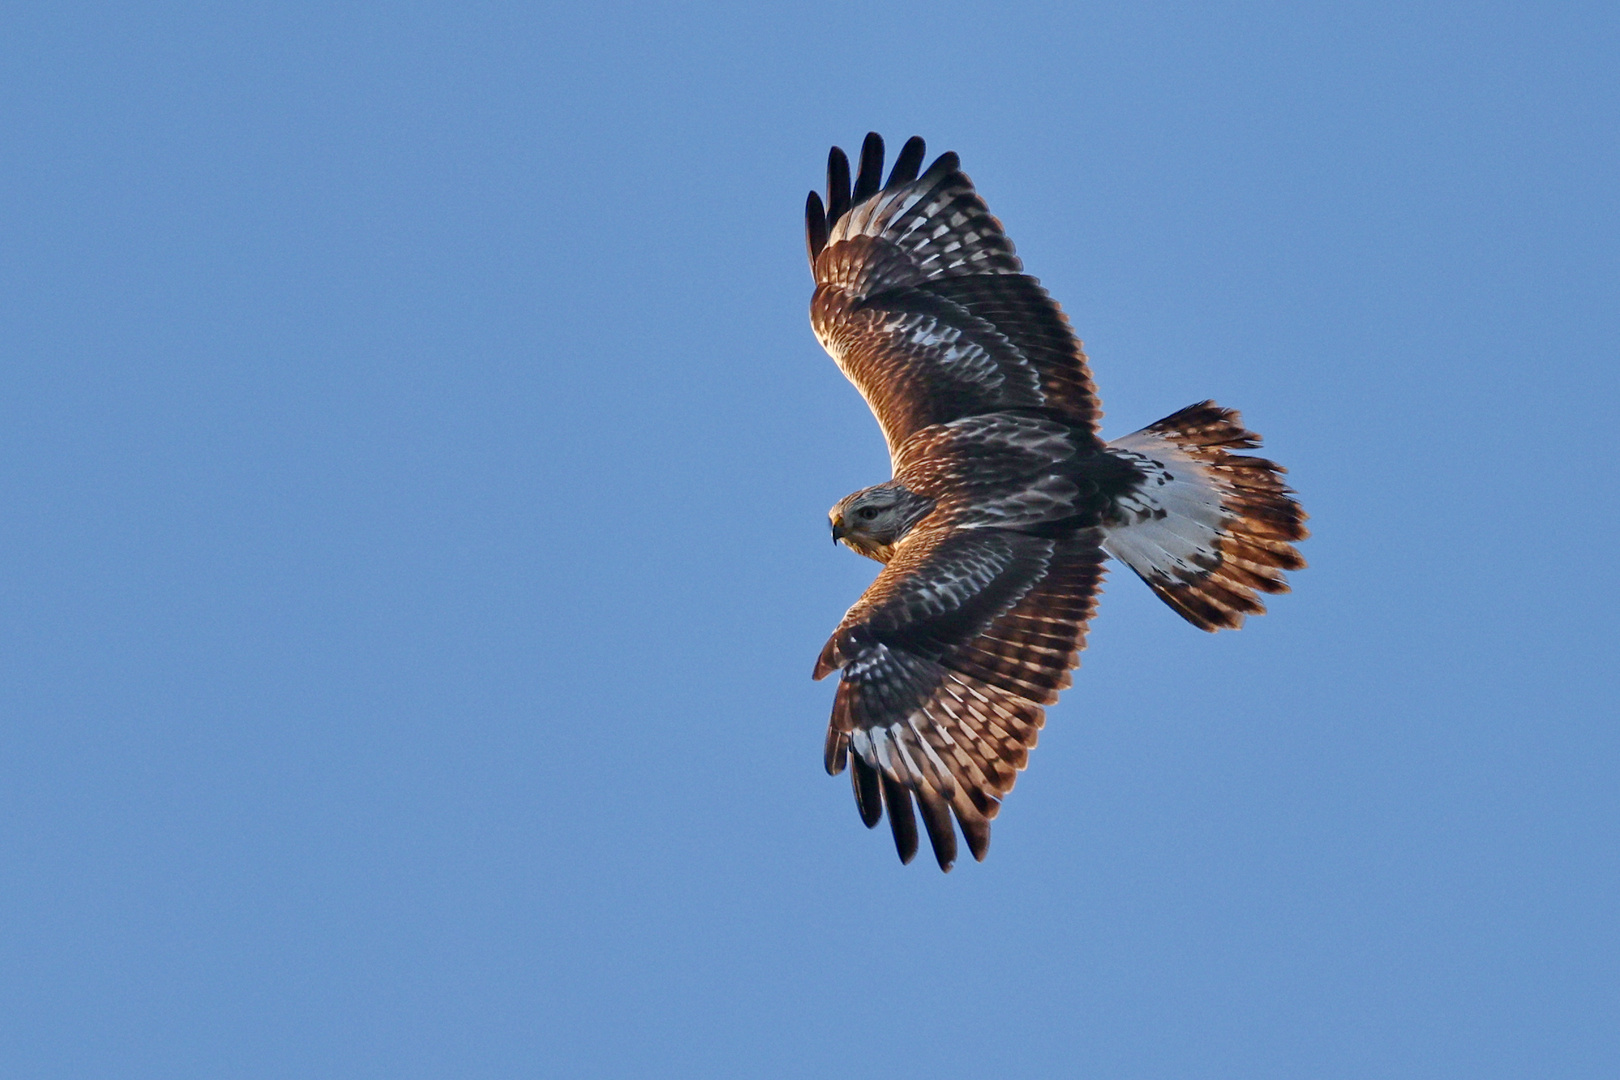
[887,314,1004,388]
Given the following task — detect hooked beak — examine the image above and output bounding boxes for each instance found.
[830,520,844,544]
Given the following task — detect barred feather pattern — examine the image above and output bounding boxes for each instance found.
[819,528,1106,870]
[806,137,1308,872]
[806,134,1101,457]
[893,412,1094,530]
[1102,402,1308,631]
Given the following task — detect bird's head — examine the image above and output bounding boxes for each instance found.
[829,482,934,563]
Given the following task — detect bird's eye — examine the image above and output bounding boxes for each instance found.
[857,506,880,521]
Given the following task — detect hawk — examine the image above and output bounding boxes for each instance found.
[807,134,1308,871]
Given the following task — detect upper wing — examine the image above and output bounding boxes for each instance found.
[805,133,1101,462]
[815,522,1107,871]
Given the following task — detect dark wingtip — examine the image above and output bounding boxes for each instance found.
[826,146,851,226]
[852,132,885,205]
[924,150,960,180]
[824,725,847,776]
[960,814,991,862]
[881,772,918,864]
[887,136,926,187]
[852,754,883,828]
[812,639,838,680]
[805,190,828,267]
[821,134,933,243]
[918,789,957,872]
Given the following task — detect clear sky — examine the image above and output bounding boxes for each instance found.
[3,3,1616,1077]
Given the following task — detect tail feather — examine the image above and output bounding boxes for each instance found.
[1102,401,1307,631]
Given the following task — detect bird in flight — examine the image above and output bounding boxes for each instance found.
[806,133,1308,871]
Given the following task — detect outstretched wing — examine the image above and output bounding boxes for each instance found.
[805,133,1102,462]
[815,524,1107,870]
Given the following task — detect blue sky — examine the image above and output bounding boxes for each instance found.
[2,3,1616,1077]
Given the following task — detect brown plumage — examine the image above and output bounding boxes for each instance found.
[809,135,1308,870]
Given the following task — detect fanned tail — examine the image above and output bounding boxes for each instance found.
[1102,402,1307,631]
